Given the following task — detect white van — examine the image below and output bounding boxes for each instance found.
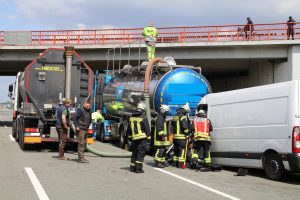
[198,81,300,180]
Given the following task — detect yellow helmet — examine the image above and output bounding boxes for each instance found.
[149,22,154,27]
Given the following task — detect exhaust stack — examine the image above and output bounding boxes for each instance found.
[65,46,74,99]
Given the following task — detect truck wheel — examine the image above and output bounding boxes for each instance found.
[18,119,26,150]
[12,119,17,138]
[263,153,285,180]
[119,126,126,149]
[99,124,105,142]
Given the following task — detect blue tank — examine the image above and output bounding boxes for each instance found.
[153,68,211,115]
[102,66,211,116]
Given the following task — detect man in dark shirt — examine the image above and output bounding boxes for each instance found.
[287,16,296,40]
[56,98,72,160]
[74,102,92,163]
[244,17,254,39]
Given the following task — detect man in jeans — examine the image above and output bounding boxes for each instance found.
[56,98,72,160]
[74,102,92,163]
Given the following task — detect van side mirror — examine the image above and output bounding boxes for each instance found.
[8,84,13,92]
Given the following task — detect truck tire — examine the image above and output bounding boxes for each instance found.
[13,119,19,142]
[18,119,26,150]
[119,125,126,149]
[263,153,286,180]
[99,124,105,142]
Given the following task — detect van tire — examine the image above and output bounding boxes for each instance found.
[263,153,285,180]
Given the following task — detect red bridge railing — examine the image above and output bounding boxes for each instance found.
[0,22,298,46]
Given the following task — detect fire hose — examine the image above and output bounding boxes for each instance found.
[70,122,132,158]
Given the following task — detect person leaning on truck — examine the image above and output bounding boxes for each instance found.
[55,98,72,160]
[191,109,213,171]
[172,103,193,168]
[128,102,151,173]
[142,22,158,61]
[154,104,171,168]
[74,102,92,163]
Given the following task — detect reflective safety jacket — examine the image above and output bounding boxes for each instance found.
[193,117,212,141]
[173,114,190,140]
[129,111,151,141]
[154,114,170,146]
[142,26,158,45]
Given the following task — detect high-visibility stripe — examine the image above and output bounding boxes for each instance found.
[130,117,147,140]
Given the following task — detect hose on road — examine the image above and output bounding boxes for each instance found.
[86,144,132,158]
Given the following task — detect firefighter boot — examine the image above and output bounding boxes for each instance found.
[130,164,135,172]
[155,162,165,168]
[164,161,170,167]
[178,162,184,168]
[135,163,144,173]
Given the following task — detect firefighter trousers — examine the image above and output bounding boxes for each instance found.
[154,146,167,163]
[130,139,147,169]
[173,139,187,166]
[193,140,211,165]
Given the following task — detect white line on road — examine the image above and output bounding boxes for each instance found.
[9,134,15,142]
[154,168,241,200]
[25,167,50,200]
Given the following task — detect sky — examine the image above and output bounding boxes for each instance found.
[0,0,300,102]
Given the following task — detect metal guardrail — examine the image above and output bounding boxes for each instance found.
[0,22,299,46]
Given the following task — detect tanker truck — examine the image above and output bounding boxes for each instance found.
[9,47,94,150]
[92,58,212,148]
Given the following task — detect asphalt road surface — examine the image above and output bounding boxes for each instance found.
[0,109,12,126]
[0,127,299,200]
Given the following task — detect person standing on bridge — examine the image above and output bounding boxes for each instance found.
[287,16,296,40]
[74,102,92,163]
[128,102,151,173]
[244,17,254,39]
[142,22,158,61]
[55,98,72,160]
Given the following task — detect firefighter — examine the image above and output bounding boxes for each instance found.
[74,102,92,163]
[191,109,213,171]
[173,103,192,168]
[55,98,72,160]
[128,102,151,173]
[142,22,158,61]
[154,104,170,168]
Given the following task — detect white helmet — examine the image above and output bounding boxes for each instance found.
[181,102,191,113]
[160,104,170,113]
[199,109,206,114]
[137,102,146,111]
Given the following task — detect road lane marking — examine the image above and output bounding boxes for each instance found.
[154,168,241,200]
[25,167,50,200]
[9,134,15,142]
